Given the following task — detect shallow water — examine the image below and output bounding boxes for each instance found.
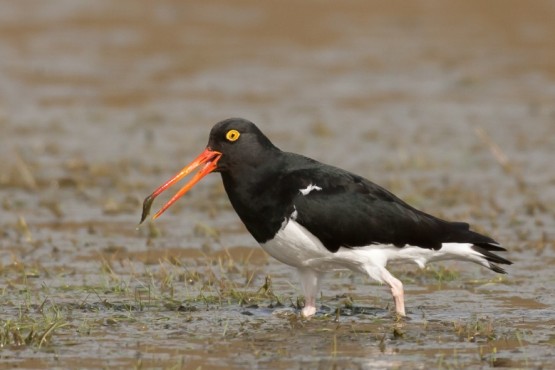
[1,0,554,368]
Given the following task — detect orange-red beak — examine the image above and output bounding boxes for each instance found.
[140,148,222,224]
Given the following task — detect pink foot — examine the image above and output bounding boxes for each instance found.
[301,305,316,318]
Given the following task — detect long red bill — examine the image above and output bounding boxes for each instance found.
[139,148,222,224]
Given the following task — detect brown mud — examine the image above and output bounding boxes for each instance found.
[1,0,554,368]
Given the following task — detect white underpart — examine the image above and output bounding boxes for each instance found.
[260,219,494,317]
[299,184,322,196]
[290,206,298,220]
[280,206,298,230]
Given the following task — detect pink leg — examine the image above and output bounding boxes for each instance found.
[364,265,406,316]
[298,268,322,318]
[384,273,405,316]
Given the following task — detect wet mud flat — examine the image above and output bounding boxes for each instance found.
[1,0,555,369]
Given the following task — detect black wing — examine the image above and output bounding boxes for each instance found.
[285,164,498,253]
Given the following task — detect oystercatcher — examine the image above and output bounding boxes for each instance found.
[140,118,512,317]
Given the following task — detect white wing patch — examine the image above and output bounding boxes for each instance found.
[299,184,322,196]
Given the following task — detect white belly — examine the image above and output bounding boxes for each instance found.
[260,220,394,273]
[260,219,332,268]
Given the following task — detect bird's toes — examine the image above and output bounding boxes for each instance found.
[301,305,317,318]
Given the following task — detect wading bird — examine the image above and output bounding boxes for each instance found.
[140,118,511,317]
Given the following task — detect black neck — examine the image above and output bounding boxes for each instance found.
[220,152,294,243]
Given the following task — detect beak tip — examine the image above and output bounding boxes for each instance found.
[140,148,221,225]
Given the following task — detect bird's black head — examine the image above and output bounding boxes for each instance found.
[140,118,278,223]
[207,118,278,173]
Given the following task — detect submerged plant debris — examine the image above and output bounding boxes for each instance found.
[1,0,554,369]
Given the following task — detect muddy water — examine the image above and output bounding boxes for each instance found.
[1,0,554,368]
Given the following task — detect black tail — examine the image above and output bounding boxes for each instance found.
[471,243,513,274]
[445,222,512,274]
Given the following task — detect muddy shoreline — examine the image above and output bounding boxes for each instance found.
[1,1,554,368]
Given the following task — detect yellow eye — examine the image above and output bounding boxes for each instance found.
[226,129,240,142]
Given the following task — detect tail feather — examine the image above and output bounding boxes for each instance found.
[488,263,507,274]
[446,225,512,274]
[474,241,506,252]
[471,243,513,274]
